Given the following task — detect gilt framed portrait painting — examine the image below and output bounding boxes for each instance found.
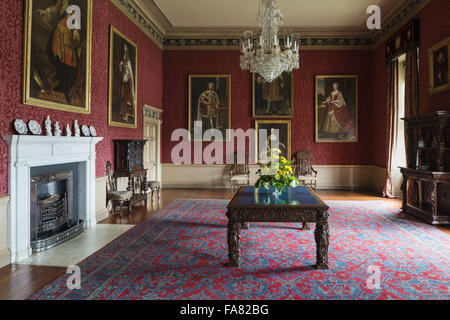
[108,25,138,128]
[253,72,293,118]
[429,37,450,95]
[188,74,231,141]
[255,120,291,161]
[315,75,358,143]
[23,0,92,114]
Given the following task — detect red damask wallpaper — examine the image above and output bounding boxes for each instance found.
[162,50,374,165]
[417,0,450,114]
[371,0,450,169]
[0,0,163,197]
[1,0,447,195]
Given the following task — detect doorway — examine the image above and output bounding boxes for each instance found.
[143,105,162,183]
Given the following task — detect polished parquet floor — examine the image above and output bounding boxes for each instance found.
[0,189,448,300]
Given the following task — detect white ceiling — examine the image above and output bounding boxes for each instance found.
[151,0,401,29]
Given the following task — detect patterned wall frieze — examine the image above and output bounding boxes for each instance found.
[163,37,374,50]
[110,0,164,48]
[118,0,430,50]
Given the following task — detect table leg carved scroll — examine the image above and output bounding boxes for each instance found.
[240,222,249,229]
[314,210,329,269]
[227,220,241,267]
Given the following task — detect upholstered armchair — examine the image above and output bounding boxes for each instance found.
[229,152,250,192]
[106,161,133,217]
[292,151,318,190]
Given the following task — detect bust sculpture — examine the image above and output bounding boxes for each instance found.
[45,116,52,136]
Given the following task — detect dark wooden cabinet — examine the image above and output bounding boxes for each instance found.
[114,140,148,206]
[400,111,450,225]
[114,140,146,173]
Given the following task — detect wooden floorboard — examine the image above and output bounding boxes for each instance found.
[0,188,448,300]
[0,264,65,300]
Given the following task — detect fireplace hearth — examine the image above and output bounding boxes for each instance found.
[30,170,84,252]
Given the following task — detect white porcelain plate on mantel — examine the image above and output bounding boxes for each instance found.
[14,119,28,135]
[89,126,97,137]
[28,120,42,135]
[81,124,90,137]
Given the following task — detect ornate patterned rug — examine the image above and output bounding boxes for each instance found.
[28,200,449,300]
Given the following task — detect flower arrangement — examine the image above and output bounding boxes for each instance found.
[255,149,300,192]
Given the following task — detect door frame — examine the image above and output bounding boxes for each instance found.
[143,105,163,183]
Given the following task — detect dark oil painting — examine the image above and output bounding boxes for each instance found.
[255,120,291,161]
[253,72,293,118]
[315,75,358,143]
[24,0,92,113]
[188,75,231,141]
[108,25,138,128]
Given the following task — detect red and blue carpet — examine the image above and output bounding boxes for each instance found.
[28,200,449,300]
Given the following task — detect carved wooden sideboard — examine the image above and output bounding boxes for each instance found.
[113,140,148,206]
[400,111,450,225]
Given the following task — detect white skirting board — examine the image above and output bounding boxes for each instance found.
[161,164,387,193]
[95,176,109,222]
[0,196,10,268]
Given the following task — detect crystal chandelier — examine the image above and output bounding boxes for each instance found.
[240,0,299,83]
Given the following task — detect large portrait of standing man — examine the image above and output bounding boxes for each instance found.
[253,72,293,118]
[188,75,231,141]
[23,0,92,114]
[315,75,358,143]
[108,25,138,128]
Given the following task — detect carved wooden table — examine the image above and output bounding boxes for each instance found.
[226,186,330,269]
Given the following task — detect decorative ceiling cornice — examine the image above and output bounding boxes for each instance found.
[133,0,172,34]
[111,0,433,50]
[373,0,431,44]
[109,0,164,48]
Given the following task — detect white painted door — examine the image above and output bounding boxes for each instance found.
[143,120,159,181]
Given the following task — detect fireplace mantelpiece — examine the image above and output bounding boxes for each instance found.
[1,135,103,262]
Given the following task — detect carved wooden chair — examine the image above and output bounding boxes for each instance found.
[106,161,133,218]
[146,180,161,203]
[229,152,250,192]
[292,151,318,190]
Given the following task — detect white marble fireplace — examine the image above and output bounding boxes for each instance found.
[1,135,103,263]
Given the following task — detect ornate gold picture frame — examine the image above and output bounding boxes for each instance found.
[188,74,231,141]
[252,72,294,118]
[255,120,291,161]
[108,25,138,128]
[429,37,450,95]
[315,75,358,143]
[22,0,92,114]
